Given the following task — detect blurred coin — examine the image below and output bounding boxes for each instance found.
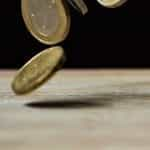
[66,0,88,15]
[97,0,127,8]
[22,0,70,45]
[12,46,65,95]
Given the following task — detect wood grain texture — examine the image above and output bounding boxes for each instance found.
[0,69,150,150]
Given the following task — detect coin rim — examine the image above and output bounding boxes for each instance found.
[12,46,65,95]
[21,0,71,45]
[97,0,127,8]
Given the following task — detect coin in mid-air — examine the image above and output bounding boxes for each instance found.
[66,0,88,15]
[96,0,127,8]
[21,0,70,45]
[12,46,65,95]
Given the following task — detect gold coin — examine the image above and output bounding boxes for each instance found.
[21,0,70,45]
[12,46,65,95]
[66,0,88,15]
[97,0,127,8]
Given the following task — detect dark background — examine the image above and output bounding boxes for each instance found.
[0,0,150,68]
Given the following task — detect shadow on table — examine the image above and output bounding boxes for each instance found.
[25,92,150,109]
[25,97,112,109]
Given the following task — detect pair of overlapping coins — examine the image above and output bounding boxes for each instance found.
[12,0,127,95]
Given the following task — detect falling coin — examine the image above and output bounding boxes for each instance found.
[66,0,88,15]
[12,46,65,95]
[21,0,70,45]
[96,0,127,8]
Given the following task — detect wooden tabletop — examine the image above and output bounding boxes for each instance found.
[0,69,150,150]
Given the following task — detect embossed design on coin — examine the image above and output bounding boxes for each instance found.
[97,0,127,8]
[22,0,70,45]
[12,46,65,95]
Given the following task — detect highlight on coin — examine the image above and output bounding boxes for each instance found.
[96,0,127,8]
[66,0,88,15]
[12,46,65,95]
[21,0,70,45]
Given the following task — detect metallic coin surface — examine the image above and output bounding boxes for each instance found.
[12,46,65,95]
[97,0,127,8]
[66,0,88,15]
[22,0,70,45]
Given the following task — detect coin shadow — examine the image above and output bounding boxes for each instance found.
[25,97,112,109]
[25,91,150,109]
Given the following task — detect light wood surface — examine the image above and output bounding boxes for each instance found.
[1,69,150,150]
